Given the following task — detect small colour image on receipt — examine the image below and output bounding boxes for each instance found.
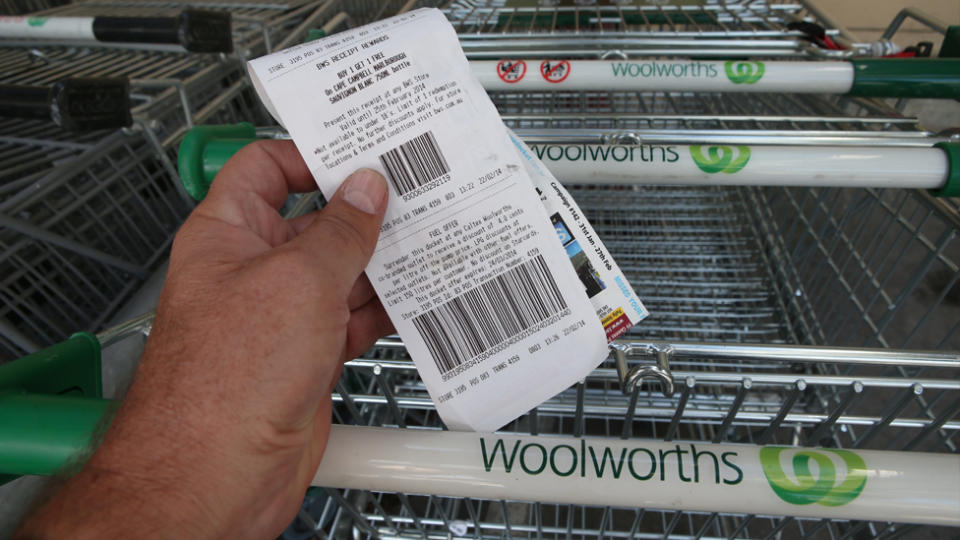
[248,8,609,432]
[508,129,649,343]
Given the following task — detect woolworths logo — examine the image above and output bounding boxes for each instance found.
[27,17,47,26]
[760,447,867,507]
[689,145,751,174]
[479,438,744,485]
[724,60,765,84]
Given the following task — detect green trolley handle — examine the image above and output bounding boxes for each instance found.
[176,124,960,199]
[0,333,112,484]
[849,59,960,99]
[177,122,260,201]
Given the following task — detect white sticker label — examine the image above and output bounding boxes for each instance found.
[0,16,96,41]
[508,130,649,341]
[248,9,607,432]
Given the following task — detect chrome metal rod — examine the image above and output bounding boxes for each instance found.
[903,397,960,451]
[804,381,864,446]
[853,384,924,448]
[625,342,960,369]
[712,378,752,443]
[664,376,695,442]
[0,213,146,277]
[324,488,376,536]
[348,358,960,391]
[755,379,807,444]
[335,380,363,425]
[620,385,640,440]
[96,311,154,348]
[373,364,406,429]
[881,7,949,40]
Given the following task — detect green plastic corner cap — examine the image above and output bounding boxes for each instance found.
[930,142,960,198]
[0,393,112,477]
[0,332,110,480]
[848,59,960,99]
[177,122,257,201]
[939,26,960,58]
[0,332,102,398]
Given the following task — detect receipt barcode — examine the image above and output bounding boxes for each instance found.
[378,130,450,197]
[412,254,568,376]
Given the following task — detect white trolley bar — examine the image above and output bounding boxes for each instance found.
[473,58,960,100]
[313,426,960,527]
[520,142,957,193]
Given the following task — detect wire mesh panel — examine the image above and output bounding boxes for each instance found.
[0,0,343,361]
[0,121,189,358]
[0,0,68,15]
[447,0,810,33]
[443,0,870,59]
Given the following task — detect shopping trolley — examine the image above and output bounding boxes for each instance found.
[0,0,354,362]
[1,1,959,539]
[192,4,960,538]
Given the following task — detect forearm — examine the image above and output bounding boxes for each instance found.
[15,388,221,539]
[15,461,210,539]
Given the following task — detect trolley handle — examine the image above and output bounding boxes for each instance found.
[92,10,232,53]
[0,332,109,483]
[848,58,960,98]
[0,78,131,131]
[177,122,259,201]
[473,59,960,100]
[177,124,960,199]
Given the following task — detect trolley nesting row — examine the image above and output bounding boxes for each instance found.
[0,1,958,539]
[0,0,366,361]
[309,3,960,538]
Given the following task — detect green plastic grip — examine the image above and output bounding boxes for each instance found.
[848,59,960,99]
[940,26,960,58]
[177,122,258,201]
[0,393,111,477]
[931,142,960,198]
[0,332,109,482]
[0,332,102,398]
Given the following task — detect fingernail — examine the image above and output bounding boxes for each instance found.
[341,169,387,214]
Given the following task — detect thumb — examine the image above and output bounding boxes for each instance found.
[291,168,388,292]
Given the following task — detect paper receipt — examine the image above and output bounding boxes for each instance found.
[508,130,649,341]
[247,8,607,432]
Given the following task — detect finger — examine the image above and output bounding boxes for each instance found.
[201,140,315,224]
[290,215,377,308]
[290,169,388,293]
[343,297,395,362]
[347,274,376,311]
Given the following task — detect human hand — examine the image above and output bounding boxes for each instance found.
[16,141,392,539]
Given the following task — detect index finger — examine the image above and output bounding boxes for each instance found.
[203,139,317,216]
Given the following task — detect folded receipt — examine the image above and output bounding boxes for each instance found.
[248,9,643,431]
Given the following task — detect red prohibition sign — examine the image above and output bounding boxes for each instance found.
[540,60,570,83]
[496,60,526,83]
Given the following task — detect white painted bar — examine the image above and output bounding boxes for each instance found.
[474,59,855,93]
[314,426,960,527]
[525,144,948,189]
[0,16,96,41]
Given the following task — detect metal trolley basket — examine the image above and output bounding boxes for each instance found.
[0,1,958,539]
[293,2,960,538]
[0,0,355,360]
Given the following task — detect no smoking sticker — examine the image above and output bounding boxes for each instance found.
[496,60,526,83]
[540,60,570,83]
